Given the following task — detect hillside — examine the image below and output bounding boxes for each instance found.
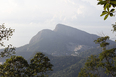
[27,51,86,77]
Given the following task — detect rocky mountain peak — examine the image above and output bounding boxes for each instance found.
[54,24,72,31]
[54,24,89,37]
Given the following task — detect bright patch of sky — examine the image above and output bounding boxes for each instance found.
[0,0,115,47]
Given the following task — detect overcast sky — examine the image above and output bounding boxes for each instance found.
[0,0,116,47]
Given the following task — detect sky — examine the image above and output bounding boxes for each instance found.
[0,0,116,48]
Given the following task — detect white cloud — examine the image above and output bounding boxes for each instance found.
[77,5,85,15]
[0,0,115,47]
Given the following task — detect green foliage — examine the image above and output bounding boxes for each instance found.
[112,23,116,33]
[0,24,15,57]
[97,0,116,20]
[29,53,85,77]
[28,52,53,77]
[94,36,109,50]
[0,56,29,77]
[50,58,86,77]
[0,52,53,77]
[78,68,99,77]
[78,55,100,77]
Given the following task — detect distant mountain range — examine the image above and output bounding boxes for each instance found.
[16,24,114,58]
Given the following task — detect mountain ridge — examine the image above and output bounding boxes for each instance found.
[15,24,114,57]
[30,24,100,46]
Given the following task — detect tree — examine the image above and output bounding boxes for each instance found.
[78,55,100,77]
[0,52,53,77]
[0,24,53,77]
[28,52,53,77]
[0,23,15,57]
[0,56,29,77]
[78,36,116,77]
[78,0,116,77]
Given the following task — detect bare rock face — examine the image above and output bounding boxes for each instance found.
[54,24,99,46]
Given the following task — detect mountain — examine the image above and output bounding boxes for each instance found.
[30,24,100,46]
[0,24,115,77]
[16,24,114,58]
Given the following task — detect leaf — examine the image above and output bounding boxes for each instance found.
[104,14,109,20]
[110,9,115,12]
[107,4,110,11]
[104,3,110,11]
[100,11,107,16]
[104,3,107,11]
[97,1,106,5]
[110,13,113,16]
[110,1,116,4]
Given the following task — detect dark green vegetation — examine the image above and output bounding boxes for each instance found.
[0,52,53,77]
[78,36,116,77]
[28,52,86,77]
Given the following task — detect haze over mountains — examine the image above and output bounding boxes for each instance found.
[15,24,114,58]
